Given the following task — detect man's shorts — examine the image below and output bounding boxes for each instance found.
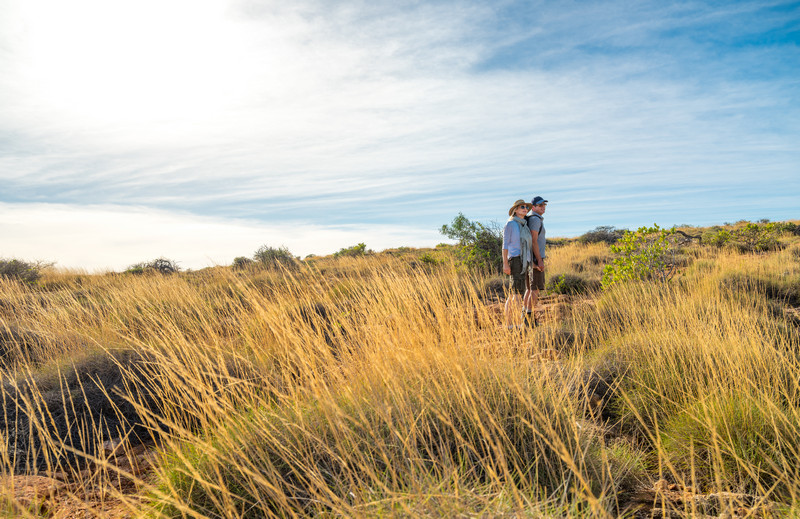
[508,256,528,295]
[529,261,545,291]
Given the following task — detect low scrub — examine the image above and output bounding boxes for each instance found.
[125,257,180,275]
[703,222,789,253]
[579,225,627,245]
[0,258,47,284]
[0,348,158,472]
[253,245,299,269]
[333,242,371,258]
[547,273,599,295]
[231,256,255,270]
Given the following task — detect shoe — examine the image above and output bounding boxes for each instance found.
[523,311,537,327]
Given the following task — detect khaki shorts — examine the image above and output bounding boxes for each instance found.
[529,261,545,291]
[508,256,528,295]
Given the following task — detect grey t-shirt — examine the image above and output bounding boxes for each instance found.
[526,214,546,259]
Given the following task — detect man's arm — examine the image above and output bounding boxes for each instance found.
[531,230,543,271]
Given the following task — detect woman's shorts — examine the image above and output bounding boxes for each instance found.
[508,256,528,295]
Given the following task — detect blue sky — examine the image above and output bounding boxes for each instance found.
[1,0,798,269]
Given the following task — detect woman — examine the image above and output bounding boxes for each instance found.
[502,199,533,326]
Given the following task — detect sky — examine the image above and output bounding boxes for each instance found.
[1,0,798,270]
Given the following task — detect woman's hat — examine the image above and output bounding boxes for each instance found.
[508,199,528,216]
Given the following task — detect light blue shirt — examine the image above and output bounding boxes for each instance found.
[503,220,531,261]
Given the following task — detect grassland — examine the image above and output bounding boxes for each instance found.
[1,224,799,518]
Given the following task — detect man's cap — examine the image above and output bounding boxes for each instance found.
[531,196,548,206]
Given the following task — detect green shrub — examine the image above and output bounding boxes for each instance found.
[730,222,784,253]
[704,222,787,253]
[333,243,371,258]
[254,245,298,268]
[781,222,800,236]
[418,252,441,265]
[0,258,45,284]
[601,224,678,290]
[579,226,627,245]
[702,226,732,248]
[125,257,180,275]
[440,213,503,273]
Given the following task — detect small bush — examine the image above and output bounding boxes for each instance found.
[601,224,678,290]
[547,273,598,295]
[579,226,627,245]
[440,213,503,272]
[702,226,732,248]
[232,256,255,270]
[333,243,371,258]
[586,255,605,266]
[704,222,787,253]
[418,252,441,265]
[781,222,800,236]
[730,222,784,253]
[1,348,159,471]
[0,258,45,283]
[254,245,298,269]
[125,257,180,275]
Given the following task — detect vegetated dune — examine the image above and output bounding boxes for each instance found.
[0,224,798,518]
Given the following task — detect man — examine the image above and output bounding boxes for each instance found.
[523,196,547,325]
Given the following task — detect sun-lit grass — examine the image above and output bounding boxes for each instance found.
[0,231,799,517]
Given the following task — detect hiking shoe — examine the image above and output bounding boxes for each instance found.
[523,312,537,327]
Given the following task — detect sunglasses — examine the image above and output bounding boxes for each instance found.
[517,205,529,210]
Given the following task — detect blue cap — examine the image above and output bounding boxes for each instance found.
[531,196,548,206]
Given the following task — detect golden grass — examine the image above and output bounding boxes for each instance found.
[0,237,799,517]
